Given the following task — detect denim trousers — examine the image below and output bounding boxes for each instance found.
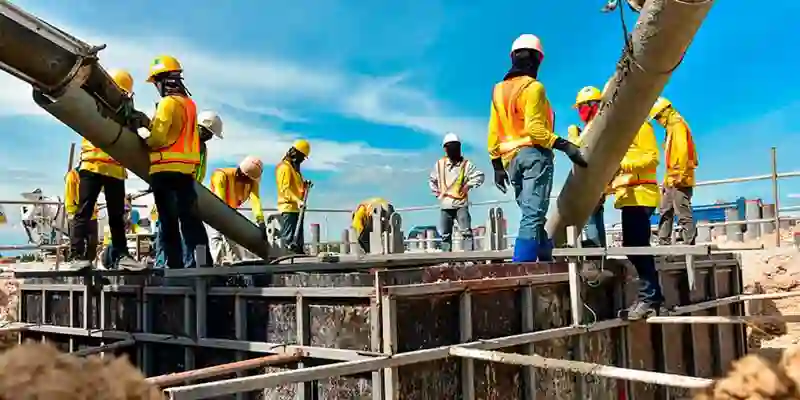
[508,146,554,242]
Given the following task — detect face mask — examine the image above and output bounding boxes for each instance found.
[444,143,462,161]
[577,103,599,123]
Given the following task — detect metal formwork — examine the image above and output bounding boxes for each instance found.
[12,248,747,400]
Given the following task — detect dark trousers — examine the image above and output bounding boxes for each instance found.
[621,206,664,304]
[657,186,696,245]
[440,207,473,251]
[69,218,98,261]
[150,172,211,268]
[279,212,304,248]
[70,170,127,262]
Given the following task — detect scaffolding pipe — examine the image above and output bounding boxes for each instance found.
[71,339,136,357]
[0,1,272,259]
[147,353,302,388]
[545,0,716,243]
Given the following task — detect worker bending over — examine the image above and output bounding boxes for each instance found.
[143,55,212,269]
[64,166,100,264]
[568,87,608,248]
[487,34,588,262]
[276,140,311,254]
[429,133,484,251]
[152,110,223,268]
[209,156,265,264]
[64,69,140,271]
[352,198,394,253]
[651,97,698,245]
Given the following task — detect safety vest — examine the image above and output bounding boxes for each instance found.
[150,205,158,223]
[492,77,555,157]
[80,138,121,166]
[149,96,200,169]
[210,168,252,209]
[435,158,467,200]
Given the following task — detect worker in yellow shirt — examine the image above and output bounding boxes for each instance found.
[64,69,140,271]
[487,34,587,263]
[209,156,264,264]
[276,140,311,254]
[650,97,699,246]
[64,167,100,264]
[143,55,212,269]
[351,198,394,253]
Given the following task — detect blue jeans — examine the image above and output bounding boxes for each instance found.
[508,147,555,242]
[584,202,607,247]
[621,206,664,303]
[153,220,195,268]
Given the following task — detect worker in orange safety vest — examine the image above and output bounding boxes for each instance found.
[209,156,265,264]
[428,133,484,251]
[650,97,699,246]
[63,69,140,271]
[487,34,587,263]
[142,55,212,269]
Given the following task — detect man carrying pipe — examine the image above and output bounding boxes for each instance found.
[63,69,141,271]
[651,97,699,246]
[487,34,588,263]
[428,133,485,251]
[208,156,265,264]
[351,198,394,254]
[276,140,311,254]
[152,110,224,268]
[142,55,212,269]
[64,164,100,265]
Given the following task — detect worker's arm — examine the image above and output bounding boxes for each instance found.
[276,164,303,204]
[487,101,502,160]
[428,163,439,196]
[464,161,485,189]
[64,173,77,216]
[521,82,559,149]
[567,125,583,146]
[351,207,366,234]
[667,118,692,173]
[210,171,228,200]
[249,181,264,223]
[620,124,660,172]
[145,97,179,149]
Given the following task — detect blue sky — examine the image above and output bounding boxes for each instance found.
[0,0,798,247]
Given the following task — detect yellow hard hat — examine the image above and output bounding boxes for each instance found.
[649,97,672,120]
[292,139,311,157]
[146,55,182,83]
[573,86,602,108]
[108,69,133,94]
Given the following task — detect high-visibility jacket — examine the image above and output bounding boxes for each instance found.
[149,205,158,223]
[146,95,200,176]
[275,160,304,213]
[352,198,393,235]
[610,122,660,209]
[435,157,467,200]
[79,138,127,180]
[194,144,208,183]
[64,169,98,219]
[567,124,583,146]
[487,76,558,168]
[102,225,111,246]
[659,109,698,188]
[210,167,264,223]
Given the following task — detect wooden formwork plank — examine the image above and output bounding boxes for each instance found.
[624,272,657,400]
[715,268,737,371]
[532,285,574,400]
[689,271,714,379]
[663,271,692,400]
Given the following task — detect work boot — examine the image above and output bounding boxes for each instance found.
[117,254,146,271]
[60,259,92,272]
[512,238,539,263]
[619,300,663,321]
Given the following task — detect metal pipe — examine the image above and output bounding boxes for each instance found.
[546,0,716,243]
[71,338,136,356]
[147,353,301,388]
[772,147,781,247]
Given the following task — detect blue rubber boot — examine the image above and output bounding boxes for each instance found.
[537,239,554,262]
[512,238,539,263]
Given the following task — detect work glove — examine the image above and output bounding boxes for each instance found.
[553,138,589,168]
[257,221,267,241]
[303,180,314,189]
[128,110,151,130]
[491,158,509,194]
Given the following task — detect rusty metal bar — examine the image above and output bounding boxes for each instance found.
[148,352,302,388]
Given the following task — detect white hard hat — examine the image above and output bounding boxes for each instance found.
[198,110,223,139]
[510,34,544,59]
[442,132,460,146]
[238,156,263,180]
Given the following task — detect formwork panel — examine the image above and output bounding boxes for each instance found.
[259,365,295,400]
[48,333,70,352]
[309,302,372,351]
[245,298,296,344]
[150,294,186,336]
[150,343,188,375]
[73,291,84,328]
[44,291,70,326]
[662,271,692,399]
[472,289,523,400]
[22,290,42,324]
[105,293,138,331]
[532,284,575,399]
[317,372,372,400]
[207,295,236,339]
[716,268,737,372]
[581,277,621,398]
[624,264,657,400]
[690,271,714,378]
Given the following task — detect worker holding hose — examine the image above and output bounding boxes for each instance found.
[276,140,311,254]
[143,55,212,269]
[208,156,265,264]
[64,165,100,264]
[351,198,394,253]
[650,97,698,246]
[63,69,141,271]
[487,34,588,263]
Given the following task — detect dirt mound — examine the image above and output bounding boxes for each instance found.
[694,346,800,399]
[0,276,18,350]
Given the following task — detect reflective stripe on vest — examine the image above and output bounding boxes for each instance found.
[210,168,250,209]
[492,78,554,156]
[80,139,120,165]
[612,171,658,188]
[436,158,467,200]
[149,96,200,166]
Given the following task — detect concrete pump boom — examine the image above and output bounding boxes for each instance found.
[0,0,272,260]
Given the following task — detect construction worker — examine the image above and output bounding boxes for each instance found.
[351,198,394,253]
[428,133,485,251]
[568,87,608,248]
[276,140,311,254]
[209,156,265,264]
[143,55,212,269]
[487,34,588,262]
[152,110,223,268]
[64,166,100,264]
[651,97,699,245]
[64,69,140,271]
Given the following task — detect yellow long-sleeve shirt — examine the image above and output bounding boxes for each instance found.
[352,198,391,235]
[657,109,698,188]
[146,96,197,175]
[487,77,559,167]
[275,160,304,213]
[611,122,661,209]
[64,169,98,219]
[210,168,264,223]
